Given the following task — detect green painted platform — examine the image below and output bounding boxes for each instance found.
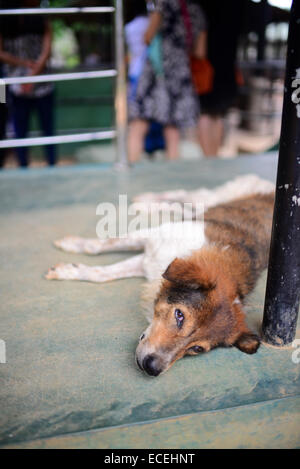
[0,154,299,449]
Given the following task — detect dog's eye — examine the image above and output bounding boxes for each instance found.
[140,333,145,341]
[175,309,184,328]
[190,345,204,354]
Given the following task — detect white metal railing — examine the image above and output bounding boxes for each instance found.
[0,7,115,15]
[0,130,117,148]
[0,2,128,167]
[1,70,117,86]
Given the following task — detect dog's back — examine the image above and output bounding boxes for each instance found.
[204,193,275,297]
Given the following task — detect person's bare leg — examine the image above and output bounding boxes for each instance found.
[45,254,145,283]
[54,236,145,255]
[128,119,149,163]
[164,125,180,160]
[198,114,224,157]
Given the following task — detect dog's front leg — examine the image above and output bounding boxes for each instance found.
[45,254,145,283]
[54,236,145,255]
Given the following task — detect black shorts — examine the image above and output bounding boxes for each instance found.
[199,92,236,117]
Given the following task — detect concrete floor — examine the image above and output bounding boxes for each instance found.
[0,153,299,449]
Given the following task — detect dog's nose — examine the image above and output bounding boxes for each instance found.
[142,355,161,377]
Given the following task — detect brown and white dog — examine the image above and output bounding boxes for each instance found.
[46,175,275,377]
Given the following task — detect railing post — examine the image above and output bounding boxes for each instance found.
[257,0,269,62]
[114,0,129,169]
[262,0,300,346]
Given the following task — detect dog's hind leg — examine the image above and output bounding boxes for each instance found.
[54,236,145,255]
[45,254,145,283]
[132,175,275,211]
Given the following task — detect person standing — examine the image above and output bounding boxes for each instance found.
[125,0,149,102]
[128,0,207,163]
[197,0,246,156]
[0,0,56,168]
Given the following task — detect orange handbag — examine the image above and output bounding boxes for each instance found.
[190,57,214,96]
[179,0,214,95]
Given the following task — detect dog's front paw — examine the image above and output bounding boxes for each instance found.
[45,263,83,281]
[234,332,260,354]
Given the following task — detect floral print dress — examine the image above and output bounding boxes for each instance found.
[129,0,206,129]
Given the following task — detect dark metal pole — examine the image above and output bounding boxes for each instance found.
[262,0,300,346]
[257,0,269,63]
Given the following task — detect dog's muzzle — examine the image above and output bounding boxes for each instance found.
[143,354,162,376]
[136,352,163,377]
[136,327,167,377]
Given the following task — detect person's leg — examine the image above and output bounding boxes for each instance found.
[128,119,149,163]
[35,91,56,166]
[198,114,224,157]
[11,95,31,167]
[163,125,180,160]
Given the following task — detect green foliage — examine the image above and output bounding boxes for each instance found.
[52,19,66,38]
[50,0,69,6]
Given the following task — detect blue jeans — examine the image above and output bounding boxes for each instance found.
[10,91,56,167]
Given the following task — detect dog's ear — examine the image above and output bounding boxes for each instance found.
[234,332,260,354]
[162,257,216,291]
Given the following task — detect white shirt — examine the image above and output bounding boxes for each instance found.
[125,16,149,79]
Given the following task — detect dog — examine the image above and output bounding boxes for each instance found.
[46,175,275,377]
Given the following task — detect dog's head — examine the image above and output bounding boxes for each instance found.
[136,248,260,376]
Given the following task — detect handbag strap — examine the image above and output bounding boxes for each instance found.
[178,0,193,51]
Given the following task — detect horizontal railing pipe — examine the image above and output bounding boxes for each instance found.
[0,7,115,15]
[1,70,116,86]
[0,130,117,149]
